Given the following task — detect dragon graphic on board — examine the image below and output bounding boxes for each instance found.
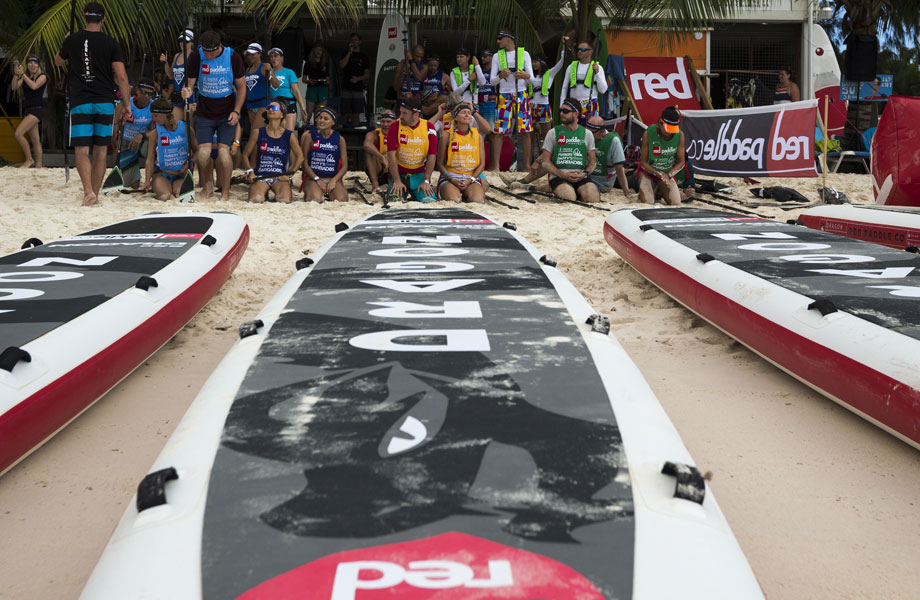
[220,313,632,544]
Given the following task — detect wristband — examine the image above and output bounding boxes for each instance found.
[314,176,320,181]
[424,179,431,185]
[231,110,240,116]
[245,169,254,175]
[232,139,240,147]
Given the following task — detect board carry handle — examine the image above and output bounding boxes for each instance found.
[295,257,315,270]
[135,276,159,291]
[239,319,265,339]
[696,252,715,263]
[639,224,654,232]
[0,346,32,373]
[905,246,919,254]
[807,298,838,316]
[20,238,43,249]
[539,255,558,267]
[585,313,611,335]
[661,461,706,505]
[335,222,350,233]
[502,222,517,230]
[136,467,179,512]
[200,235,217,247]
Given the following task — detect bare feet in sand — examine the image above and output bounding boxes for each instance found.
[19,160,34,169]
[82,192,98,206]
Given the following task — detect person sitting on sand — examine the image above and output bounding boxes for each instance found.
[143,97,190,201]
[301,106,348,202]
[638,106,685,206]
[241,100,303,204]
[539,98,599,203]
[586,116,630,197]
[386,96,438,203]
[363,110,396,192]
[11,56,47,169]
[437,103,486,203]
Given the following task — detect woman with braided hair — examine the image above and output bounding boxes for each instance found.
[143,96,191,201]
[241,100,304,204]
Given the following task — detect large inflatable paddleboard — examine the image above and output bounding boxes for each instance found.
[872,95,920,206]
[605,207,920,449]
[797,203,920,250]
[82,208,762,599]
[0,212,249,475]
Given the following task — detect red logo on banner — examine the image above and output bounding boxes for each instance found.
[624,57,700,124]
[236,533,604,600]
[765,104,817,176]
[652,146,662,156]
[202,64,211,75]
[388,26,397,39]
[160,136,169,146]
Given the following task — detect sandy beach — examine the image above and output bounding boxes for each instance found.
[0,166,918,599]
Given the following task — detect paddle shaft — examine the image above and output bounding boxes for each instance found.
[63,0,77,181]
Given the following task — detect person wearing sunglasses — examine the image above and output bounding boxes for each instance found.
[489,28,535,171]
[143,96,191,200]
[560,40,607,125]
[240,101,303,203]
[638,106,686,206]
[301,106,348,202]
[181,30,247,201]
[363,110,397,192]
[539,98,599,203]
[267,47,308,130]
[115,78,156,190]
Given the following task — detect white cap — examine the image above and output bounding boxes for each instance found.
[246,43,263,54]
[268,47,284,56]
[178,29,194,41]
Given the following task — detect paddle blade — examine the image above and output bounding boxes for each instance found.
[178,171,195,203]
[102,167,124,194]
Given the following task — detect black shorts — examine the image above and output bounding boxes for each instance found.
[275,97,297,115]
[340,89,365,115]
[24,106,43,122]
[549,174,593,191]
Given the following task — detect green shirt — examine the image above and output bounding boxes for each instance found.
[591,132,622,177]
[646,124,681,172]
[550,124,590,170]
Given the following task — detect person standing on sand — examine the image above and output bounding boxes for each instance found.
[539,98,599,204]
[490,28,534,172]
[181,30,247,201]
[638,106,685,206]
[11,56,47,169]
[55,2,132,206]
[560,40,608,125]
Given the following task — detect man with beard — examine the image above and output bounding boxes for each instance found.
[539,98,598,203]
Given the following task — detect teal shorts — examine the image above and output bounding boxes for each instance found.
[70,102,115,147]
[306,85,329,104]
[389,172,437,203]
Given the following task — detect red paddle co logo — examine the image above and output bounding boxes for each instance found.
[237,533,605,599]
[160,136,170,146]
[202,64,211,74]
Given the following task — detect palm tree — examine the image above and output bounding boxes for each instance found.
[833,0,920,80]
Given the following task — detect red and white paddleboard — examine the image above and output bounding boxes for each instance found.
[797,203,920,250]
[605,207,920,449]
[0,212,249,475]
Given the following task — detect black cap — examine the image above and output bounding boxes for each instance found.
[455,48,470,57]
[661,106,681,125]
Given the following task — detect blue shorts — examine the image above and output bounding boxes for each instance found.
[478,101,497,129]
[389,172,437,203]
[70,102,115,147]
[156,171,181,183]
[195,116,235,148]
[246,97,268,110]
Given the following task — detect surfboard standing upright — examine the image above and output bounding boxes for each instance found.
[0,212,249,475]
[82,208,763,599]
[605,207,920,449]
[373,11,407,114]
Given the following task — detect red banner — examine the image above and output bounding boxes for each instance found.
[624,57,701,124]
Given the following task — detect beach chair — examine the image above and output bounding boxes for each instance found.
[829,126,875,174]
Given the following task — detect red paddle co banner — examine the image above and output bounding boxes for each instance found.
[681,100,819,177]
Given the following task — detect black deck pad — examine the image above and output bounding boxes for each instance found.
[0,216,213,348]
[202,209,635,599]
[631,208,920,340]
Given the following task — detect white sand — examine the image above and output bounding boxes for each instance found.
[0,167,918,599]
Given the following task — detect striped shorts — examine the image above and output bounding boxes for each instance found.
[70,102,115,147]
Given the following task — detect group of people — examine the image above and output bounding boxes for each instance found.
[48,6,684,206]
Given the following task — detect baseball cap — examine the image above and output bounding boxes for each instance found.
[178,29,194,42]
[246,43,262,54]
[268,47,284,56]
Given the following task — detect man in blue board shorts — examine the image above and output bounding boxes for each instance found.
[182,30,247,201]
[55,2,132,206]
